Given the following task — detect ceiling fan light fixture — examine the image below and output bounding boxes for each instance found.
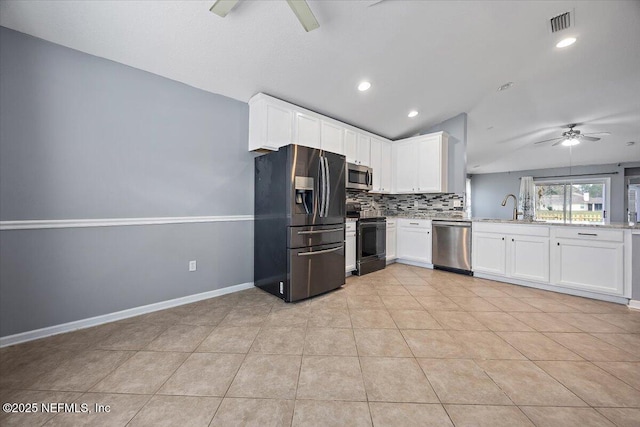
[556,37,577,48]
[358,81,371,91]
[209,0,239,17]
[408,110,419,118]
[562,138,580,147]
[286,0,320,32]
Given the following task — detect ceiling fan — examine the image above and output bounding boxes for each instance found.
[533,124,610,147]
[210,0,320,32]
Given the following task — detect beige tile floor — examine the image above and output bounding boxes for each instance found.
[1,263,640,426]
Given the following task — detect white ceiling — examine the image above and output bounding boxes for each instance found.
[1,0,639,173]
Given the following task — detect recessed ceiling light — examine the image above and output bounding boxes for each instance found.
[497,82,514,91]
[358,81,371,91]
[556,37,576,48]
[562,138,580,147]
[408,110,419,118]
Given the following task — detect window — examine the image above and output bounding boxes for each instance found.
[534,177,610,224]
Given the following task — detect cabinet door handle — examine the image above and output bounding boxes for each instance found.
[557,242,560,246]
[512,238,514,242]
[502,237,504,241]
[578,233,597,236]
[409,222,419,225]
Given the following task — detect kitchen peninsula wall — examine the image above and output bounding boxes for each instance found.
[347,190,465,218]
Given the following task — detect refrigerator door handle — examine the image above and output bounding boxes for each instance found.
[297,227,344,235]
[297,246,343,256]
[319,155,326,217]
[324,156,330,217]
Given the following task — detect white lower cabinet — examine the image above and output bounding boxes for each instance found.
[345,222,356,274]
[397,219,432,264]
[472,223,550,283]
[386,219,397,261]
[472,232,507,276]
[509,235,550,282]
[550,228,624,296]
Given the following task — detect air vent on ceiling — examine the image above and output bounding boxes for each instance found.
[550,11,572,33]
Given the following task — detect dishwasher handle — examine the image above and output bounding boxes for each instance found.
[433,221,471,227]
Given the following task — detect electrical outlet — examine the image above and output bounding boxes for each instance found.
[189,260,197,272]
[414,201,419,208]
[453,200,462,208]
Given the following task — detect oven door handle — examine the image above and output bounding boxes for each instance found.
[297,228,344,235]
[297,246,343,256]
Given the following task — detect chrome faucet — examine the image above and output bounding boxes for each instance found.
[501,194,522,220]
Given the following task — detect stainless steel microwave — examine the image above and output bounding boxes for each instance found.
[346,163,373,191]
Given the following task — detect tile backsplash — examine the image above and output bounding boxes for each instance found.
[347,190,465,218]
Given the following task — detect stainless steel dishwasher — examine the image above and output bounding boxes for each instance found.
[431,220,472,275]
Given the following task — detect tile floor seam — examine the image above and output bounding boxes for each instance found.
[593,362,640,394]
[344,291,370,408]
[542,332,639,362]
[106,392,154,427]
[530,360,603,409]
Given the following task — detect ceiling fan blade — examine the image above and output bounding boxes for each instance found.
[286,0,320,32]
[210,0,239,17]
[533,137,563,145]
[551,140,566,147]
[580,136,601,142]
[583,132,610,136]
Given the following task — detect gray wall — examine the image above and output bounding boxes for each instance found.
[423,113,467,195]
[470,162,640,222]
[0,27,255,337]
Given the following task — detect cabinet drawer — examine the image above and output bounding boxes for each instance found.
[473,222,549,237]
[552,227,623,242]
[345,222,357,232]
[398,218,431,228]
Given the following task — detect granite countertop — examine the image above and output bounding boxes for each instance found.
[356,211,639,229]
[470,218,639,230]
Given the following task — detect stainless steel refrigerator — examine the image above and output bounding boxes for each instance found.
[254,144,346,302]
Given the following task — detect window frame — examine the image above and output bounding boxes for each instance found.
[533,176,611,225]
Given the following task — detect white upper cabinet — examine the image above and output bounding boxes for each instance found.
[294,112,321,149]
[393,132,448,193]
[248,95,293,151]
[381,141,392,193]
[321,120,344,155]
[356,134,371,167]
[417,134,447,193]
[370,137,382,191]
[344,129,358,163]
[370,138,392,193]
[345,130,371,166]
[394,139,417,193]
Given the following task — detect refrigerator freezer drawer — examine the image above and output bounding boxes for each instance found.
[288,243,345,302]
[288,224,345,249]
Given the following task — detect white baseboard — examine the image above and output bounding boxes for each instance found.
[474,272,629,305]
[0,281,254,348]
[629,300,640,311]
[395,259,434,269]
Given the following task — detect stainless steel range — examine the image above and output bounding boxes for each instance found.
[347,202,386,276]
